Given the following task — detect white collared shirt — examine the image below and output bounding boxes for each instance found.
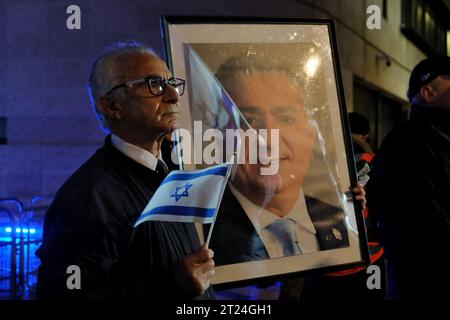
[111,134,167,171]
[229,184,320,258]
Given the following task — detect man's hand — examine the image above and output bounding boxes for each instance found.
[352,183,367,211]
[173,245,215,298]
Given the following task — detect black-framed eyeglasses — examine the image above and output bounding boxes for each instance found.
[105,76,186,97]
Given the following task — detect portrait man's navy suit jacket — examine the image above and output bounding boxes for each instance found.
[207,186,350,266]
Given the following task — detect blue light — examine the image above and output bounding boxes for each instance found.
[2,226,40,235]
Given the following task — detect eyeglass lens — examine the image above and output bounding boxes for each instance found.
[148,77,185,96]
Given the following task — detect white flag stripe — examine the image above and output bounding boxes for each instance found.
[137,214,214,224]
[141,174,225,211]
[161,164,228,186]
[134,162,233,227]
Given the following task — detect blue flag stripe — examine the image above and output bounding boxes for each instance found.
[161,166,228,186]
[136,205,216,223]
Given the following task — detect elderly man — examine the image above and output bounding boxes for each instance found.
[368,55,450,299]
[36,41,215,300]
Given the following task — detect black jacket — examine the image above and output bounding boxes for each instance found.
[208,186,349,266]
[36,136,214,300]
[367,105,450,299]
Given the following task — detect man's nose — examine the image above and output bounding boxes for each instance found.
[163,85,180,104]
[261,115,279,149]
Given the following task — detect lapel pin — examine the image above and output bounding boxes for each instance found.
[331,228,343,240]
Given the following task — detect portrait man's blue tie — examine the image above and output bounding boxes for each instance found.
[266,219,302,256]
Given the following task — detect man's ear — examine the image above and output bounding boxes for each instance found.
[98,96,123,120]
[420,85,437,104]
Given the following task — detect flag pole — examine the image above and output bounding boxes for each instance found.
[174,128,184,170]
[205,154,235,247]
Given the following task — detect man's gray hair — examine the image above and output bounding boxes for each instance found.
[87,40,158,130]
[215,54,302,88]
[215,53,306,110]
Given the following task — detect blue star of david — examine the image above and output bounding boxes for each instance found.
[170,182,193,202]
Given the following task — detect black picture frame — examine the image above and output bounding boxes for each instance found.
[161,16,370,288]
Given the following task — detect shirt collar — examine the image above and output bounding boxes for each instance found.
[228,183,316,234]
[111,133,162,171]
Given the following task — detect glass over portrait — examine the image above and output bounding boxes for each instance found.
[162,17,369,286]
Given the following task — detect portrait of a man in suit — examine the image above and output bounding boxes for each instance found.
[206,54,352,266]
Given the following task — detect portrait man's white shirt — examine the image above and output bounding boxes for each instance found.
[111,134,167,171]
[229,184,320,258]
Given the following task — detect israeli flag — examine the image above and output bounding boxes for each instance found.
[134,162,233,227]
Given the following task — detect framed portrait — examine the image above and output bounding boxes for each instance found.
[161,16,370,287]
